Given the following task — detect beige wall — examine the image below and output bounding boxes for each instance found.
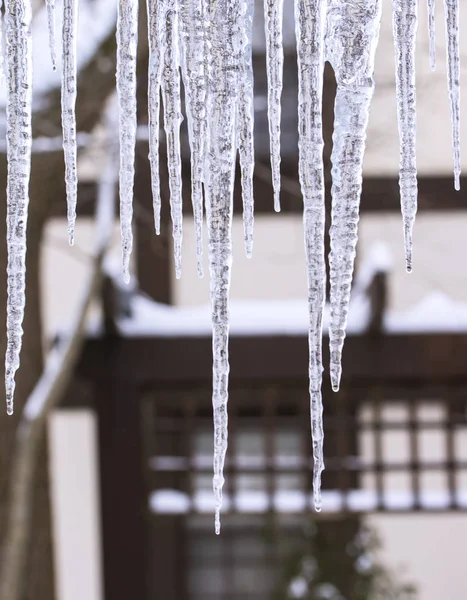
[172,212,467,310]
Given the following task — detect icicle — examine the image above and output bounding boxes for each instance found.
[61,0,78,246]
[427,0,436,70]
[443,0,461,190]
[294,0,327,511]
[46,0,57,70]
[4,0,33,415]
[204,0,243,534]
[161,0,183,279]
[264,0,284,212]
[179,0,206,275]
[327,0,382,393]
[392,0,418,272]
[116,0,138,284]
[237,0,255,258]
[0,13,5,82]
[147,0,164,236]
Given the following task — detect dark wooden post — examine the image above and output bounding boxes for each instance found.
[94,342,150,600]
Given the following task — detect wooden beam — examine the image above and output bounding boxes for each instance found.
[78,333,467,387]
[55,174,467,220]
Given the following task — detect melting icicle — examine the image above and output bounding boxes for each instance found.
[327,0,382,393]
[427,0,436,70]
[264,0,284,211]
[392,0,418,272]
[204,0,243,534]
[161,0,183,279]
[444,0,461,190]
[295,0,327,511]
[0,14,5,81]
[179,0,206,275]
[46,0,57,70]
[147,0,164,235]
[116,0,138,284]
[237,0,255,257]
[62,0,78,245]
[5,0,33,415]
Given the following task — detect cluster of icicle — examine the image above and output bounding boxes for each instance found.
[3,0,460,529]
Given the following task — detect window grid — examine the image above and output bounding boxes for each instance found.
[144,385,467,514]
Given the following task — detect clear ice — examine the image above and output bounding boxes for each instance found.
[179,0,207,275]
[46,0,57,70]
[161,0,183,279]
[116,0,138,284]
[327,0,382,392]
[264,0,284,211]
[427,0,436,70]
[204,0,244,533]
[392,0,418,272]
[295,0,327,511]
[237,0,255,257]
[61,0,79,245]
[147,0,164,235]
[4,0,33,415]
[443,0,461,190]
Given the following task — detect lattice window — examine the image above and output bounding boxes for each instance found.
[142,384,467,515]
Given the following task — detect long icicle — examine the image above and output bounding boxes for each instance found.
[147,0,164,235]
[4,0,33,415]
[443,0,461,190]
[237,0,255,258]
[327,0,382,393]
[0,12,5,81]
[62,0,78,245]
[295,0,327,511]
[264,0,284,211]
[116,0,138,284]
[179,0,207,275]
[46,0,57,70]
[392,0,418,272]
[205,0,243,534]
[427,0,436,70]
[161,0,183,279]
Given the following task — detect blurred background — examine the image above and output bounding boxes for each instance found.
[1,0,467,598]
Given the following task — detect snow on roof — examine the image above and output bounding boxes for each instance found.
[88,244,467,339]
[108,289,467,338]
[149,488,467,515]
[384,292,467,334]
[115,294,371,338]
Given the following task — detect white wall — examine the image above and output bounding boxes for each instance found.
[48,409,104,600]
[367,514,467,600]
[172,212,467,310]
[41,217,127,340]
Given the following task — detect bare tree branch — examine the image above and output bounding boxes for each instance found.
[0,101,118,600]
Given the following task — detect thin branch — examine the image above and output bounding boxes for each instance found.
[0,101,118,600]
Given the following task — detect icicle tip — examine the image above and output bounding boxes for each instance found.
[403,219,414,273]
[405,244,413,273]
[215,510,221,535]
[313,491,322,512]
[6,387,14,416]
[274,193,281,213]
[454,172,461,192]
[330,366,341,393]
[154,214,161,236]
